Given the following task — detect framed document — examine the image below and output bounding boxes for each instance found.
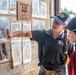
[11,43,22,66]
[9,0,16,14]
[11,22,21,43]
[22,22,31,42]
[39,20,45,30]
[17,2,31,20]
[22,42,31,64]
[39,1,47,18]
[32,20,39,30]
[0,0,9,14]
[32,0,39,17]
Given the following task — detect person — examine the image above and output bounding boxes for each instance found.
[7,12,74,75]
[64,17,76,75]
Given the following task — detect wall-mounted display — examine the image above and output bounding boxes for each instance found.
[32,20,39,30]
[22,22,31,42]
[22,42,31,64]
[0,17,9,39]
[11,22,21,43]
[32,0,39,17]
[0,0,9,14]
[17,2,31,21]
[9,0,16,14]
[11,43,22,66]
[39,1,47,18]
[39,20,45,30]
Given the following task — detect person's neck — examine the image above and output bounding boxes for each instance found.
[52,30,63,39]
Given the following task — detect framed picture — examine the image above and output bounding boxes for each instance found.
[0,43,9,63]
[32,0,39,17]
[22,42,31,64]
[39,20,45,30]
[11,43,22,66]
[11,22,21,43]
[0,0,9,14]
[39,1,47,18]
[32,20,39,30]
[9,0,16,14]
[0,17,9,38]
[22,22,31,42]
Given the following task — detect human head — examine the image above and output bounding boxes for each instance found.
[64,17,76,43]
[51,12,71,32]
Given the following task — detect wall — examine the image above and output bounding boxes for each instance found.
[0,0,50,75]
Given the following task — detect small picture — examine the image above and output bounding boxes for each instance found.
[0,0,9,14]
[0,43,9,63]
[9,0,16,14]
[11,22,21,43]
[32,20,39,30]
[11,43,22,66]
[22,22,31,42]
[39,21,45,30]
[22,42,31,64]
[32,0,39,17]
[39,1,47,18]
[0,17,9,38]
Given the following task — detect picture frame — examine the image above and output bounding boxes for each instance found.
[0,0,9,14]
[11,22,21,43]
[32,0,39,17]
[22,22,31,42]
[32,20,39,30]
[39,20,45,30]
[22,42,31,64]
[0,16,9,38]
[39,1,47,18]
[0,43,9,63]
[11,43,22,66]
[9,0,16,14]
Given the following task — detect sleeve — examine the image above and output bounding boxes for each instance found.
[31,30,45,42]
[68,40,74,57]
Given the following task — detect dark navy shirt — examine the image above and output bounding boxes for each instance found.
[31,29,74,71]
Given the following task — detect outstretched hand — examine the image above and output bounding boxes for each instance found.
[7,29,12,39]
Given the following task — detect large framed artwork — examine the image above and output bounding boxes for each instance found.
[11,22,21,43]
[9,0,16,14]
[39,20,45,30]
[22,42,31,64]
[11,43,22,66]
[32,20,39,30]
[22,22,31,42]
[32,0,39,17]
[39,1,47,18]
[0,0,9,14]
[0,16,9,39]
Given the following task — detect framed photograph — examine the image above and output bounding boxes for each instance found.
[32,20,39,30]
[22,22,31,42]
[11,43,22,66]
[0,43,9,63]
[39,20,45,30]
[32,0,39,17]
[11,22,21,43]
[9,0,16,14]
[0,17,9,38]
[22,42,31,64]
[39,1,47,18]
[0,0,9,14]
